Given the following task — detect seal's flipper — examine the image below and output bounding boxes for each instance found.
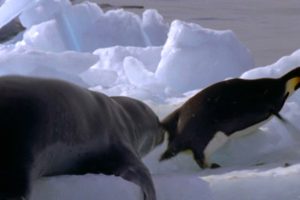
[117,151,156,200]
[0,123,32,200]
[71,146,156,200]
[0,161,30,200]
[119,158,156,200]
[0,167,29,200]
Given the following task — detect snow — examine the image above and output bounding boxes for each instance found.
[29,174,212,200]
[203,164,300,200]
[30,175,141,200]
[1,0,300,199]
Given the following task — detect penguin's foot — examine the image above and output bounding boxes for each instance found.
[284,163,291,167]
[210,163,221,169]
[255,162,265,166]
[195,159,207,169]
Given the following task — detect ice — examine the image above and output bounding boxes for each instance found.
[79,20,256,101]
[81,46,171,101]
[0,0,46,29]
[203,164,300,200]
[241,49,300,79]
[142,9,169,46]
[1,0,300,199]
[19,0,70,28]
[18,1,104,51]
[155,20,254,93]
[154,175,213,200]
[29,174,141,200]
[93,9,148,48]
[86,46,160,84]
[18,20,67,52]
[29,173,213,200]
[17,1,167,52]
[0,46,98,85]
[80,67,118,87]
[124,56,156,86]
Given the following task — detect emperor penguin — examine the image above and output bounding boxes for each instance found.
[160,67,300,168]
[0,76,164,200]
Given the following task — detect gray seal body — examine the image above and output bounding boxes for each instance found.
[0,76,163,200]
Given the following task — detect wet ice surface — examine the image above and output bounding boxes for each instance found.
[1,0,300,199]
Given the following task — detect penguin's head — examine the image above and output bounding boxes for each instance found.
[282,67,300,96]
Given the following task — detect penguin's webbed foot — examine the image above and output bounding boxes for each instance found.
[210,163,221,169]
[284,163,291,167]
[195,158,221,169]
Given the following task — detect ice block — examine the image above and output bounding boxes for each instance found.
[0,0,46,28]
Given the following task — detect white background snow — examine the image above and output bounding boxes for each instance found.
[1,0,300,199]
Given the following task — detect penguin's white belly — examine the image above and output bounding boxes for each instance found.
[204,117,272,165]
[229,117,271,139]
[204,131,228,161]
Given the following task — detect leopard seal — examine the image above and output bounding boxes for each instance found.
[0,76,163,200]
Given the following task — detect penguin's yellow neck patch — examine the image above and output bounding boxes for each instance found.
[286,77,300,96]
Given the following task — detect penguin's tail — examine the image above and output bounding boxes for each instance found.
[160,109,180,142]
[159,109,180,161]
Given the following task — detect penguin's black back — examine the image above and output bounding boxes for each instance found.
[177,78,287,136]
